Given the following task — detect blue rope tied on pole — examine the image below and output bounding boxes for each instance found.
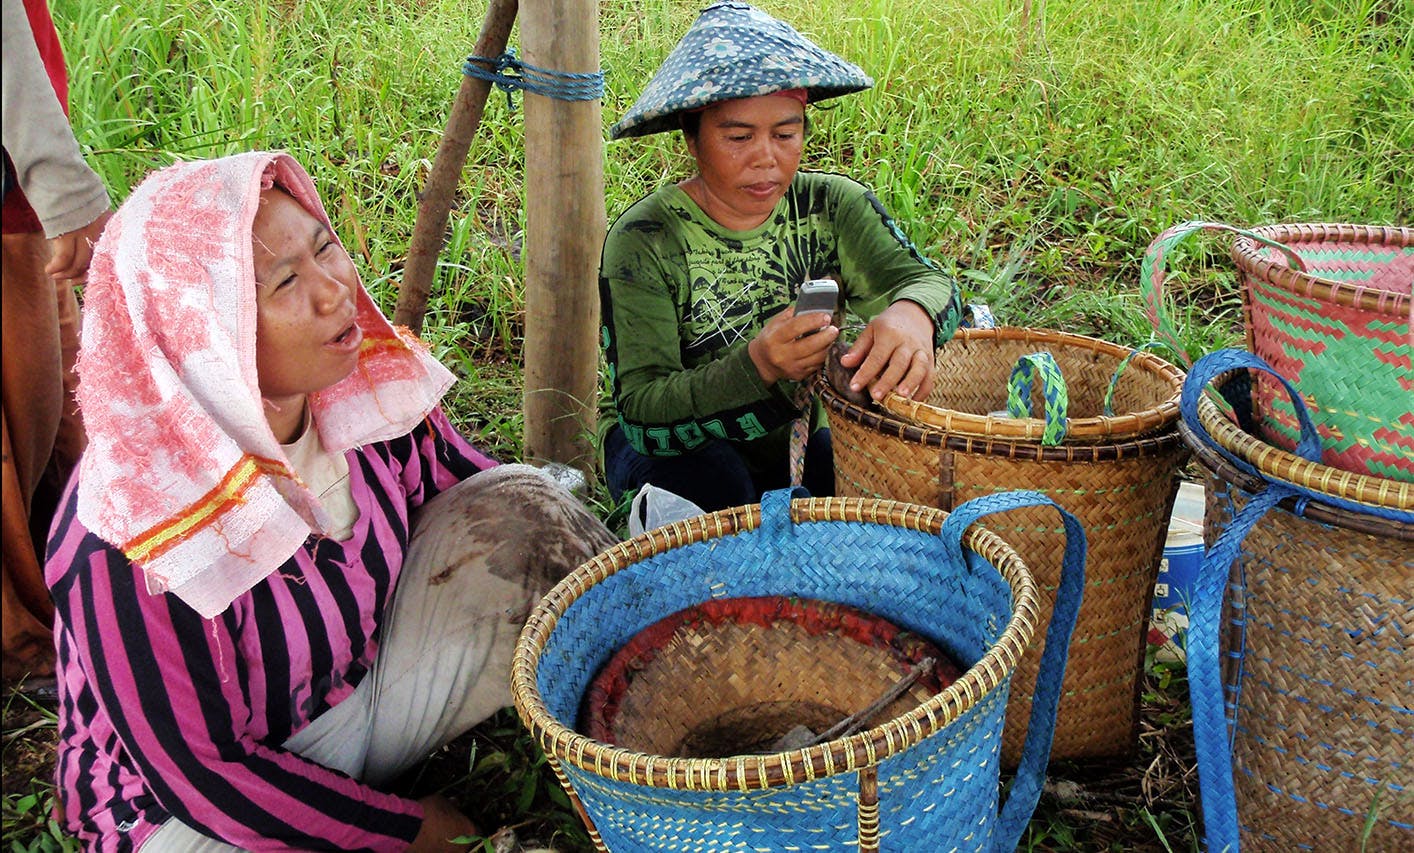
[463,49,604,109]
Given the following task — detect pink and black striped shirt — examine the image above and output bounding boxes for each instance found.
[45,410,496,852]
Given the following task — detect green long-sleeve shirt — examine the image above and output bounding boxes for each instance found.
[599,170,960,473]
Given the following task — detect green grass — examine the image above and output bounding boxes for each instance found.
[1,690,78,853]
[4,0,1410,848]
[54,1,1413,440]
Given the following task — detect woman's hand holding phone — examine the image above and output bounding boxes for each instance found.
[793,278,838,334]
[748,280,841,385]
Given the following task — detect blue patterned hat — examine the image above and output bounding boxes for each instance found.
[610,1,873,140]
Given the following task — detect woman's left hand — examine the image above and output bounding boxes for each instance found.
[837,301,935,401]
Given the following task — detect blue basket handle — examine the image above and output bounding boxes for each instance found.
[1181,349,1413,522]
[1006,352,1070,445]
[939,490,1088,851]
[758,488,797,541]
[1185,480,1285,852]
[1181,349,1323,470]
[1178,349,1412,852]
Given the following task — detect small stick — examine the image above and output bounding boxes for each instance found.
[804,657,935,747]
[394,0,519,334]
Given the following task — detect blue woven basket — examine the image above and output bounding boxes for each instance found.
[511,490,1085,852]
[1179,350,1414,851]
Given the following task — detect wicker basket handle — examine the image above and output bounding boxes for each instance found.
[1006,352,1069,445]
[1141,220,1307,367]
[1179,348,1316,852]
[1180,349,1323,474]
[1101,340,1185,416]
[1179,349,1414,852]
[939,491,1087,850]
[758,487,798,541]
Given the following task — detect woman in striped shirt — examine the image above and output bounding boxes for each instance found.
[44,152,615,851]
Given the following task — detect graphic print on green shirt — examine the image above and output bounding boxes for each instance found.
[600,170,961,459]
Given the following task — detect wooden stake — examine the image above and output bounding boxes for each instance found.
[393,0,519,334]
[520,0,605,471]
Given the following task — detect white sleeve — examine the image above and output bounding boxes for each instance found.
[1,0,109,238]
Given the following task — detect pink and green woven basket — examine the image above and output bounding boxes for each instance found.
[1143,221,1413,482]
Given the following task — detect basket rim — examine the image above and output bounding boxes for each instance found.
[878,326,1185,442]
[510,496,1042,793]
[1178,419,1414,541]
[1229,222,1413,315]
[821,380,1186,461]
[1192,393,1413,511]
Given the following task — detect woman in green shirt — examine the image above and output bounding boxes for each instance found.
[600,2,960,512]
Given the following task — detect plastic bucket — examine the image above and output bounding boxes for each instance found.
[1149,481,1205,661]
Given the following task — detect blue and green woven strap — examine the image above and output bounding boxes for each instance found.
[1006,352,1069,445]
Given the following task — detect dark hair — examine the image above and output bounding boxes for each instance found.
[678,110,703,140]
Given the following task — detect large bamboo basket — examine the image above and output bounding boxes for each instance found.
[511,491,1085,851]
[820,328,1188,763]
[1179,349,1413,851]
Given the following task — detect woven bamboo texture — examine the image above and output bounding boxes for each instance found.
[511,492,1079,851]
[881,327,1184,442]
[1143,221,1414,480]
[1194,393,1413,515]
[1184,425,1413,849]
[1230,223,1413,482]
[822,338,1188,764]
[584,597,959,757]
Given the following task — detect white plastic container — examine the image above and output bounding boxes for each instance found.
[1150,481,1205,663]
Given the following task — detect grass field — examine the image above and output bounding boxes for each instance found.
[4,0,1409,849]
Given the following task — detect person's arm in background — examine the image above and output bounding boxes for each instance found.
[1,0,110,280]
[828,174,963,400]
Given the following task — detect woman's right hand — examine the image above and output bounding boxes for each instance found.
[408,794,480,851]
[747,306,840,385]
[46,210,112,284]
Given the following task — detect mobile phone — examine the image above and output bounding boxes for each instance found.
[795,278,839,322]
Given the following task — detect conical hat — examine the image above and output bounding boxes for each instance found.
[610,1,872,140]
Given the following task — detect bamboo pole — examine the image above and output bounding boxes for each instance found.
[393,0,519,334]
[520,0,605,472]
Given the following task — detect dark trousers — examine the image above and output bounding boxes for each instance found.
[602,425,834,514]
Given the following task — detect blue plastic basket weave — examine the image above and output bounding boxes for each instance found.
[1180,350,1414,851]
[511,490,1085,852]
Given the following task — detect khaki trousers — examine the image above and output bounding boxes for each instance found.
[140,464,615,851]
